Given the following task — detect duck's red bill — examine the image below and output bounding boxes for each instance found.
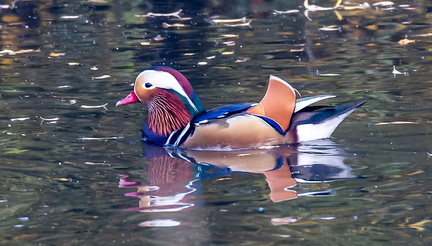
[116,91,140,106]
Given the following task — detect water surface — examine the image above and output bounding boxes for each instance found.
[1,0,432,245]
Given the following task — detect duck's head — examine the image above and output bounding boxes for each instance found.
[116,66,205,137]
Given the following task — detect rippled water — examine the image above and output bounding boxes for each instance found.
[1,0,432,245]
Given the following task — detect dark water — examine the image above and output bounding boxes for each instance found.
[1,0,432,245]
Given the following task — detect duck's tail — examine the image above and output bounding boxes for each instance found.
[289,99,366,142]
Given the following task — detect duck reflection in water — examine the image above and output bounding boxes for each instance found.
[119,139,356,212]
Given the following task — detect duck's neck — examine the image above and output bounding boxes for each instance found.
[146,90,194,137]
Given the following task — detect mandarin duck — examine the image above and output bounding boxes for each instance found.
[116,66,365,149]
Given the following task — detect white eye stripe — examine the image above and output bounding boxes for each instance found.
[137,70,182,92]
[136,70,198,112]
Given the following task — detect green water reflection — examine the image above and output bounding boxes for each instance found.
[1,0,432,245]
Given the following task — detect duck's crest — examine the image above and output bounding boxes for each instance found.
[247,75,300,132]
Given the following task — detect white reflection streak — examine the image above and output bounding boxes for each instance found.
[135,9,182,18]
[140,179,198,213]
[139,219,181,227]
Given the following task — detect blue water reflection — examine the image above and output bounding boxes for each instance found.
[120,139,356,219]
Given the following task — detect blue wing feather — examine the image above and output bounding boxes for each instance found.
[193,103,255,124]
[193,103,286,135]
[254,116,286,135]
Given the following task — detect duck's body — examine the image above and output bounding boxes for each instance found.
[117,66,365,150]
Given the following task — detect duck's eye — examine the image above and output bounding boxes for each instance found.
[144,82,153,88]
